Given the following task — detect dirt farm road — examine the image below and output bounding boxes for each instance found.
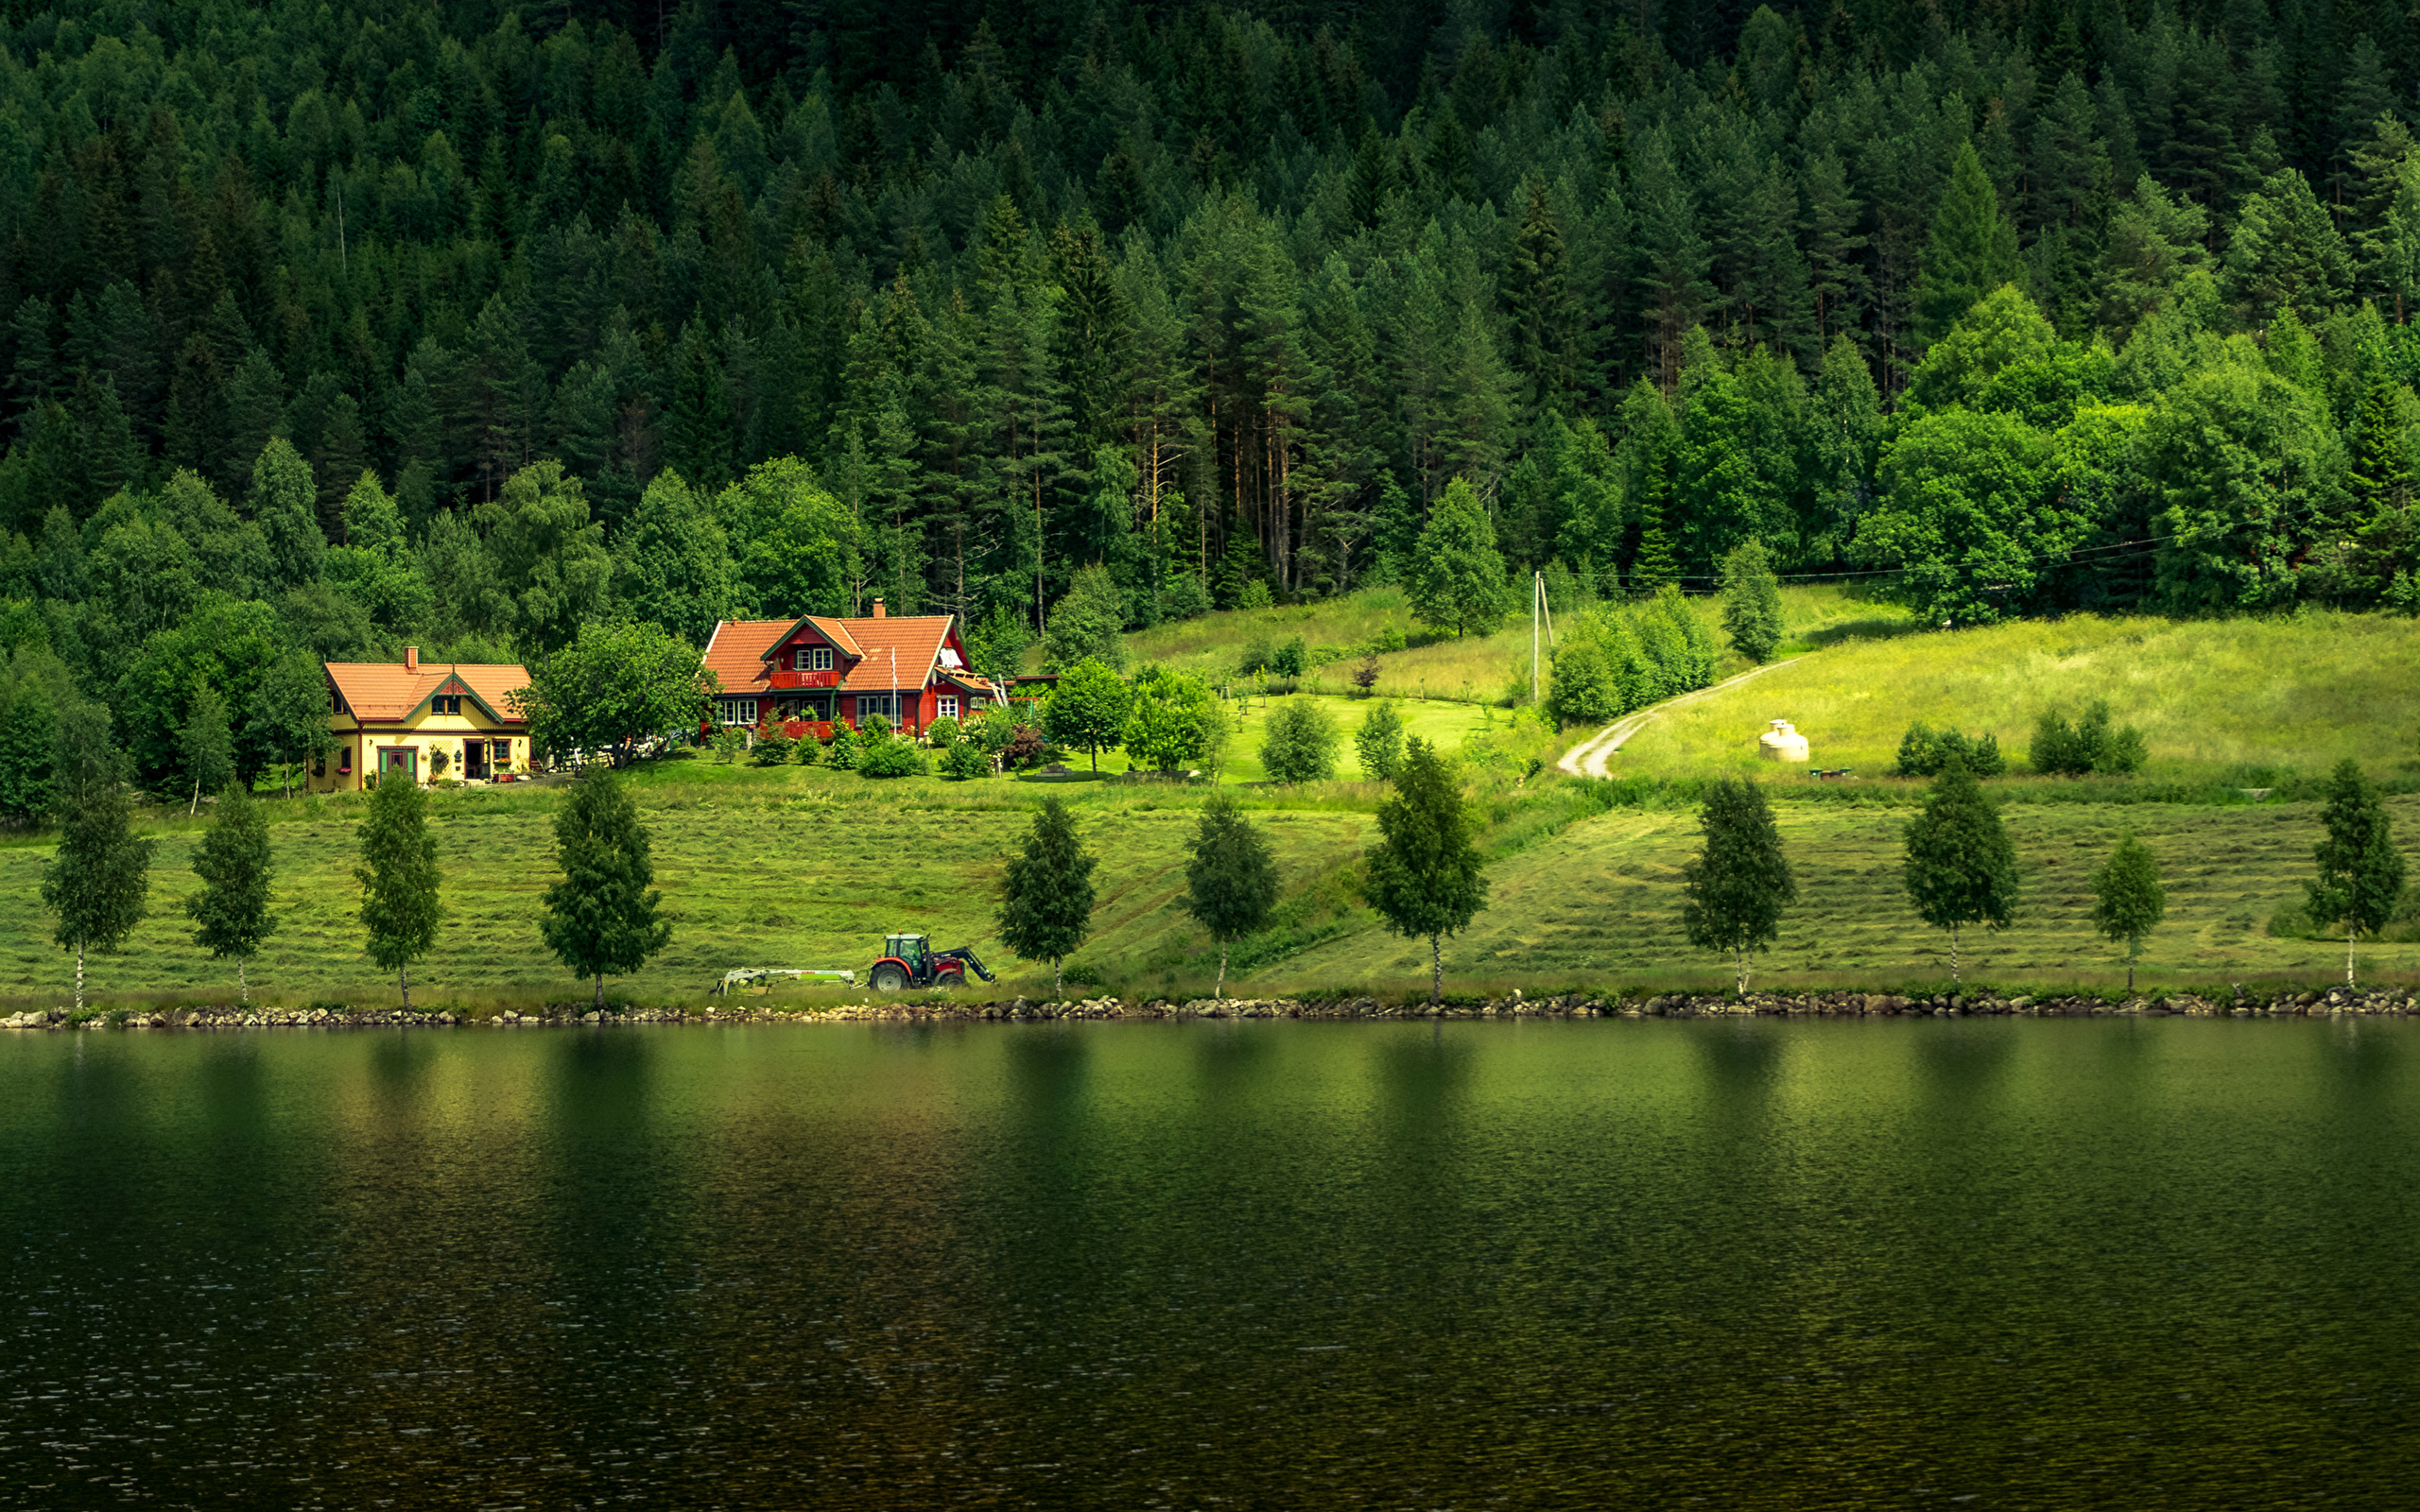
[1555,659,1806,780]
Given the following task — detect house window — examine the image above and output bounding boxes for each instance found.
[971,697,988,712]
[721,699,758,726]
[855,692,895,723]
[431,695,462,715]
[493,739,513,765]
[795,645,834,672]
[938,696,959,719]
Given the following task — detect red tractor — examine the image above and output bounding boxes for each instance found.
[867,932,996,991]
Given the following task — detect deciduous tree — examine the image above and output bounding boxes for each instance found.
[1259,696,1338,783]
[997,795,1097,996]
[180,684,233,816]
[356,774,441,1010]
[2090,832,2166,992]
[513,619,717,768]
[1719,540,1784,663]
[1041,657,1131,771]
[1902,758,2020,984]
[2308,759,2407,988]
[1681,779,1797,994]
[1364,737,1488,1005]
[188,783,274,1003]
[1409,478,1506,639]
[540,768,672,1009]
[40,703,152,1011]
[1183,792,1277,998]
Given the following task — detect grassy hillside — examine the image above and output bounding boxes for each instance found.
[4,758,2413,1009]
[1609,610,2420,786]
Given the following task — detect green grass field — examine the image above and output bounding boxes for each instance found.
[7,588,2417,1010]
[5,755,2414,1009]
[1080,693,1502,782]
[1608,608,2420,786]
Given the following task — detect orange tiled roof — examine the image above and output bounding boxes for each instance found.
[326,662,530,724]
[703,613,960,695]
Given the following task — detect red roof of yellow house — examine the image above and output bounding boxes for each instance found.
[702,610,961,695]
[326,654,531,725]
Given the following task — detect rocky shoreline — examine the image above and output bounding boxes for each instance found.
[5,986,2417,1031]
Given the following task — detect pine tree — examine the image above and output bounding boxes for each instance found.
[1680,779,1797,994]
[180,684,233,817]
[1182,792,1277,998]
[1902,757,2020,984]
[1363,737,1488,1005]
[356,773,441,1010]
[1719,539,1786,662]
[188,782,273,1004]
[540,767,673,1009]
[2308,759,2408,988]
[996,795,1097,997]
[40,703,152,1012]
[1914,143,2024,345]
[2090,831,2166,993]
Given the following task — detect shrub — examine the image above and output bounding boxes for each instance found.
[1239,627,1274,676]
[1350,652,1380,696]
[825,724,860,770]
[860,712,893,741]
[1895,723,2007,778]
[1261,697,1339,782]
[711,727,746,764]
[793,732,821,765]
[857,737,928,778]
[1270,635,1308,679]
[1547,642,1622,727]
[926,714,962,747]
[940,738,993,779]
[749,731,797,765]
[1000,724,1048,770]
[1356,700,1406,780]
[1238,580,1274,610]
[2031,700,2146,776]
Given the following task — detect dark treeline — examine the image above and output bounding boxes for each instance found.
[3,0,2420,808]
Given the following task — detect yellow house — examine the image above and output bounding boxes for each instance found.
[312,646,533,792]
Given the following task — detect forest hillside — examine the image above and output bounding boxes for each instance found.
[1,0,2419,808]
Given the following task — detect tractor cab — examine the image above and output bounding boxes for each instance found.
[886,933,931,975]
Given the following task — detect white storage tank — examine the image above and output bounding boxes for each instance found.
[1758,719,1809,763]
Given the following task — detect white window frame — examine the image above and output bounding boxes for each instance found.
[721,698,758,726]
[938,695,959,719]
[795,645,833,672]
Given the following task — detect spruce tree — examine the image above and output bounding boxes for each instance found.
[1902,757,2020,984]
[1680,779,1797,994]
[2090,831,2166,993]
[1364,737,1489,1005]
[188,782,274,1004]
[181,684,234,816]
[1182,792,1277,999]
[540,768,673,1010]
[40,704,152,1013]
[996,795,1097,997]
[2308,759,2408,988]
[1719,539,1785,662]
[356,775,441,1010]
[1914,143,2023,344]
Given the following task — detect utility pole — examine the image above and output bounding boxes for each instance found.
[1531,570,1541,706]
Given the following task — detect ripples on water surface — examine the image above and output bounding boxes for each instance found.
[2,1019,2415,1509]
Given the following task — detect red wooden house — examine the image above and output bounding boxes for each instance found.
[700,600,1006,739]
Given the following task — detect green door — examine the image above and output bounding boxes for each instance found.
[381,747,417,783]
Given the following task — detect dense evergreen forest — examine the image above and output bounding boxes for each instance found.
[3,0,2420,806]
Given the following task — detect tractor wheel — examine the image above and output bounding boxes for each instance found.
[871,965,908,992]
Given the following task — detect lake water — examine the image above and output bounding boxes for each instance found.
[2,1019,2415,1509]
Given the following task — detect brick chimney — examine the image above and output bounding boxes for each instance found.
[405,645,420,672]
[871,598,886,619]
